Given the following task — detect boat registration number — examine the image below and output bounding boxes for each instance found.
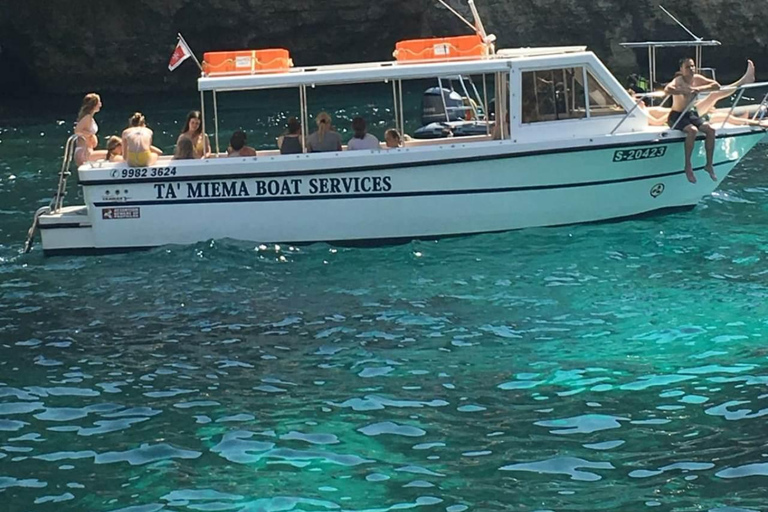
[111,167,177,178]
[613,146,667,162]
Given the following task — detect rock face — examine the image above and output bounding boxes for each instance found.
[1,0,766,95]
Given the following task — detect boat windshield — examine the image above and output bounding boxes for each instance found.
[521,66,626,123]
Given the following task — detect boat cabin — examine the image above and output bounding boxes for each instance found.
[188,42,646,158]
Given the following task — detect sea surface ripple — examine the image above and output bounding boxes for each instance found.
[1,95,768,512]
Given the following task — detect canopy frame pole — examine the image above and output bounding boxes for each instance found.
[392,80,400,135]
[200,90,207,155]
[300,84,309,152]
[482,73,489,134]
[212,90,220,155]
[398,80,404,136]
[582,67,590,118]
[438,77,450,122]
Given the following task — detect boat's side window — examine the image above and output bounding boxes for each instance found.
[521,68,586,123]
[584,70,626,117]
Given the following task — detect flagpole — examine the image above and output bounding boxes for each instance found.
[178,33,203,71]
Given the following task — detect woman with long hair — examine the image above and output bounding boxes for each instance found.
[306,111,342,152]
[177,110,210,158]
[74,93,106,165]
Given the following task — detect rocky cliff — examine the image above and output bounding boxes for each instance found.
[0,0,766,95]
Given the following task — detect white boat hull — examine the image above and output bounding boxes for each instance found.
[38,130,765,255]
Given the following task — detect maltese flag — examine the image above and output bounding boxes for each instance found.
[168,38,192,71]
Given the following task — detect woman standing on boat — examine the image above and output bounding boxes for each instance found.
[177,110,210,158]
[74,93,105,166]
[122,112,162,167]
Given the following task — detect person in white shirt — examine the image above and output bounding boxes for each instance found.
[347,117,379,150]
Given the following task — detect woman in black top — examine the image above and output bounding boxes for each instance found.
[278,117,303,154]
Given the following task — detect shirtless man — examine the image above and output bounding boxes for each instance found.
[641,60,755,126]
[664,58,721,184]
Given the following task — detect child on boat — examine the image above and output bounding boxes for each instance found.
[105,136,123,163]
[174,137,196,160]
[384,128,403,148]
[227,130,257,157]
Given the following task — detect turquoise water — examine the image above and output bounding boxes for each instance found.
[2,92,768,511]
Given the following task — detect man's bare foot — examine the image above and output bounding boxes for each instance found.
[745,59,756,84]
[705,164,717,181]
[685,166,697,184]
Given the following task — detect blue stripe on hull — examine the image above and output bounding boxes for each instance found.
[79,131,764,186]
[91,159,736,208]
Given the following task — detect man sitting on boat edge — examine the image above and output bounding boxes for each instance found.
[664,57,720,184]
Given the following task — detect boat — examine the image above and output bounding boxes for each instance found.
[24,1,768,256]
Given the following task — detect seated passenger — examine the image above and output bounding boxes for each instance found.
[174,137,196,160]
[122,112,162,167]
[347,117,380,150]
[105,136,123,162]
[277,117,303,154]
[177,110,210,158]
[307,112,342,152]
[227,130,257,157]
[384,128,402,148]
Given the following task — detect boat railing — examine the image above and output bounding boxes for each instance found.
[610,91,668,135]
[670,82,768,130]
[711,82,768,128]
[22,134,79,253]
[611,81,768,135]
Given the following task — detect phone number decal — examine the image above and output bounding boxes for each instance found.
[110,167,177,178]
[613,146,667,162]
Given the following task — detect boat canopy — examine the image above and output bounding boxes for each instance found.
[621,40,722,91]
[620,40,721,49]
[197,47,593,92]
[495,46,586,58]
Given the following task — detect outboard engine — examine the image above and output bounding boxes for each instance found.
[422,87,465,125]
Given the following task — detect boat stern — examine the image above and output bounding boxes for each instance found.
[38,205,95,256]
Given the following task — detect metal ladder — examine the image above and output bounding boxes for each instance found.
[23,134,80,253]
